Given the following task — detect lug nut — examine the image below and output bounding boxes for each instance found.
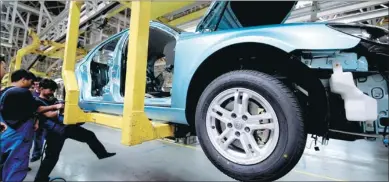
[242,115,248,121]
[231,113,237,118]
[235,132,240,137]
[245,127,250,132]
[227,123,233,128]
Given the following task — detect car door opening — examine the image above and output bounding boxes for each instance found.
[90,36,121,97]
[120,27,177,99]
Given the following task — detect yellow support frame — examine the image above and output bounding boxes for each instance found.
[62,1,174,146]
[5,29,87,86]
[104,1,196,27]
[62,1,89,124]
[6,29,41,86]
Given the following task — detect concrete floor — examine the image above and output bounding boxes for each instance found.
[26,123,388,181]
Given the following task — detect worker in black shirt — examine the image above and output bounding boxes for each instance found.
[30,76,46,163]
[34,78,116,182]
[0,69,63,182]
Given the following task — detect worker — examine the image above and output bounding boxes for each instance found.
[0,56,8,132]
[34,78,116,182]
[32,76,42,97]
[0,56,6,81]
[0,69,63,182]
[30,76,46,163]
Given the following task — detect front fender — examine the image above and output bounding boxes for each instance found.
[173,23,362,110]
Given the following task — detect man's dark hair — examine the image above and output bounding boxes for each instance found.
[11,69,37,82]
[0,56,5,63]
[39,78,58,91]
[36,76,43,82]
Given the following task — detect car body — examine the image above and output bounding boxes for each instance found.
[72,1,389,181]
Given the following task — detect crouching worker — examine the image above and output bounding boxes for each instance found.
[0,70,62,182]
[34,79,116,182]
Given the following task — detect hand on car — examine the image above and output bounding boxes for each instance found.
[0,122,7,132]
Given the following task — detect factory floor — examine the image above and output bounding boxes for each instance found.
[26,123,388,181]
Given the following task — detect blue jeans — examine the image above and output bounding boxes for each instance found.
[0,120,35,182]
[31,127,46,159]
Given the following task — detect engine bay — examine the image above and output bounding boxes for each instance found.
[299,47,389,140]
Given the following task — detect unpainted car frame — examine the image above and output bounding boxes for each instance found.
[68,1,389,181]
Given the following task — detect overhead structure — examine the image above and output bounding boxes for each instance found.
[1,1,388,76]
[174,1,389,31]
[2,28,87,86]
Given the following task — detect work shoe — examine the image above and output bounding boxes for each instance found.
[98,152,116,160]
[30,156,40,163]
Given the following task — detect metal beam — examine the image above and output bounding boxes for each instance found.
[16,11,28,28]
[150,1,196,19]
[46,59,61,74]
[40,0,53,22]
[39,7,69,37]
[9,1,18,44]
[37,5,43,34]
[286,1,387,23]
[43,1,119,41]
[23,13,31,47]
[289,1,357,18]
[1,20,27,29]
[5,1,42,16]
[324,8,389,23]
[1,42,13,48]
[168,8,207,26]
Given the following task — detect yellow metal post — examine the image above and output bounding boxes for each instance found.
[13,29,40,70]
[121,0,173,146]
[61,1,88,124]
[7,29,40,86]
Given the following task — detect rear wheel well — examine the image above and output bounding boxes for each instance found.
[185,43,329,136]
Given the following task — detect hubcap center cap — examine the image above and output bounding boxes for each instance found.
[234,121,244,130]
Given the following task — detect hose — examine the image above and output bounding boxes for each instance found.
[49,177,66,182]
[40,141,47,163]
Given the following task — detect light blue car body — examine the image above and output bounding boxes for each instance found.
[74,1,372,126]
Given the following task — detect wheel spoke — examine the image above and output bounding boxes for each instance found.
[233,91,240,114]
[233,91,250,114]
[221,135,236,150]
[246,133,261,156]
[248,123,275,131]
[214,105,231,117]
[246,113,273,124]
[210,105,231,124]
[217,128,233,141]
[240,134,255,158]
[241,93,250,114]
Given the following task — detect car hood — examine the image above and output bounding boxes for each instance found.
[196,1,297,32]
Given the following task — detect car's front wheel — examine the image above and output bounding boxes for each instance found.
[195,70,306,181]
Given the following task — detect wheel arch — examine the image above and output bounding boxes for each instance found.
[185,42,329,136]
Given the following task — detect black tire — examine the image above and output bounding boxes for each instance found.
[195,70,306,182]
